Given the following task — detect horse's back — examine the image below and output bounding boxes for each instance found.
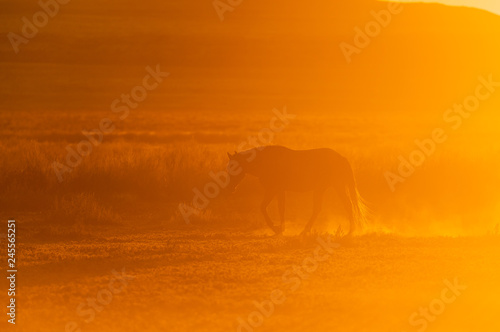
[257,146,350,191]
[261,146,346,166]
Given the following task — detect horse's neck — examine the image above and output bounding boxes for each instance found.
[244,161,261,177]
[244,152,271,178]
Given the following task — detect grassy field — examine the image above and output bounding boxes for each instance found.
[2,108,500,236]
[1,108,500,332]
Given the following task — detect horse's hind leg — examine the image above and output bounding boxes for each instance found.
[261,189,279,234]
[337,187,355,236]
[277,191,285,234]
[300,189,324,236]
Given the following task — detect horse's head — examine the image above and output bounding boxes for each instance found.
[225,151,247,194]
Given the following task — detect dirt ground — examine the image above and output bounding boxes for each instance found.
[8,225,500,332]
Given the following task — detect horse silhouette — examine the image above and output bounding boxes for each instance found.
[226,146,367,236]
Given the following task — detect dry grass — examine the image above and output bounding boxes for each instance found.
[2,109,500,332]
[1,109,500,237]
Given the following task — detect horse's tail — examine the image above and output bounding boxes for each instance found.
[344,160,369,233]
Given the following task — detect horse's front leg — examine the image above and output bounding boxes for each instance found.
[261,189,279,234]
[300,189,324,236]
[277,190,285,234]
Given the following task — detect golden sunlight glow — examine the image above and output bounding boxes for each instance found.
[2,0,500,331]
[387,0,500,15]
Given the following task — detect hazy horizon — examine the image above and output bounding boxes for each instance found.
[386,0,500,16]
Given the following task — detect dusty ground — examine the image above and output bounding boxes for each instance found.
[6,224,500,332]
